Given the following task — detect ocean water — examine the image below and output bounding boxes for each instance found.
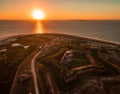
[0,20,120,43]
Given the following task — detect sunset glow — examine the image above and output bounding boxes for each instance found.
[35,21,43,33]
[32,10,45,20]
[0,0,120,20]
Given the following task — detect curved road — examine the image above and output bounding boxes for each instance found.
[31,46,46,94]
[10,45,46,94]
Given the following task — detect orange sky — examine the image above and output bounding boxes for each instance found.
[0,0,120,20]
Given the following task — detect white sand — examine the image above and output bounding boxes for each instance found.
[0,49,7,52]
[24,45,30,49]
[11,43,30,49]
[11,43,21,47]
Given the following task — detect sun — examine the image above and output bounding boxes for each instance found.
[32,10,45,20]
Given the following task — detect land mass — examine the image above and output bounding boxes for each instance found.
[0,34,120,94]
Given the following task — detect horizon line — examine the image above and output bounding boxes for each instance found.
[0,19,120,21]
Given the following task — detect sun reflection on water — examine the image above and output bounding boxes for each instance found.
[35,21,43,34]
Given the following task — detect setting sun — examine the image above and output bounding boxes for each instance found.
[32,10,45,20]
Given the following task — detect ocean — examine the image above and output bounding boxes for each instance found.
[0,20,120,43]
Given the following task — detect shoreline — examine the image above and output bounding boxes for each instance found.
[78,35,120,46]
[0,33,120,46]
[41,33,120,46]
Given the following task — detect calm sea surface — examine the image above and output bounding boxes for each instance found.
[0,20,120,43]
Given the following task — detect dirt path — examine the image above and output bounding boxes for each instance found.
[10,45,46,94]
[31,46,46,94]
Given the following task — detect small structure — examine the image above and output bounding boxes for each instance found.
[19,70,31,83]
[60,50,73,68]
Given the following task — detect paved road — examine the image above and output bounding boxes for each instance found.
[31,46,46,94]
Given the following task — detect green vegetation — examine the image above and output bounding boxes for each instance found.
[0,34,120,94]
[70,53,90,68]
[36,34,119,93]
[70,59,89,69]
[0,45,35,93]
[50,48,69,61]
[0,34,53,93]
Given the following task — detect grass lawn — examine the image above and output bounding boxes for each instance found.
[70,59,90,69]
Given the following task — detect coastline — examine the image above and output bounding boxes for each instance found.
[0,33,120,46]
[40,33,120,46]
[78,35,120,46]
[0,33,120,94]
